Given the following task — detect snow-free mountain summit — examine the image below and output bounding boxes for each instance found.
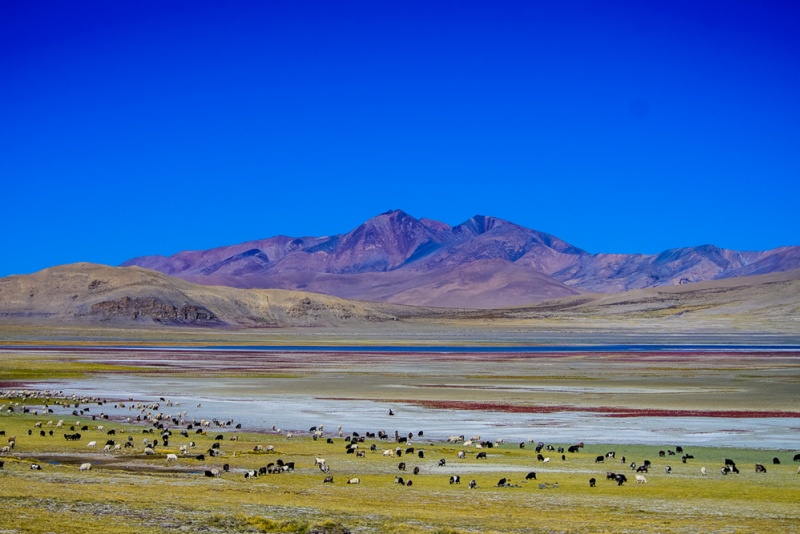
[123,210,800,309]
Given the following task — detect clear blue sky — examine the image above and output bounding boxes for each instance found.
[2,1,798,277]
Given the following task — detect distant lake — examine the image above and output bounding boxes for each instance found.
[170,344,800,352]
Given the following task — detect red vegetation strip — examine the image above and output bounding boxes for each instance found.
[403,400,800,418]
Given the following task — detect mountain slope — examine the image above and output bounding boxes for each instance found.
[122,210,800,308]
[1,264,797,331]
[0,263,430,327]
[463,269,800,325]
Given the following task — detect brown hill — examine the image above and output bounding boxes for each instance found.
[1,263,797,332]
[468,269,800,327]
[0,263,436,327]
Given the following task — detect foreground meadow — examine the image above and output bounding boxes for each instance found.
[2,391,799,534]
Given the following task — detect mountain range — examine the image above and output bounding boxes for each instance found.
[122,210,800,309]
[1,262,797,330]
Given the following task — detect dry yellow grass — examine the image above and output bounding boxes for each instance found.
[1,399,799,534]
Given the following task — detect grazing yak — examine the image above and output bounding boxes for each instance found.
[323,475,334,483]
[281,462,295,471]
[476,452,487,460]
[468,479,477,489]
[525,471,537,480]
[635,475,647,484]
[607,472,626,485]
[721,459,740,474]
[755,464,767,473]
[347,477,360,484]
[79,463,92,472]
[589,478,596,487]
[450,475,460,485]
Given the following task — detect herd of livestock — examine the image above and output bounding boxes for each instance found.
[2,388,799,490]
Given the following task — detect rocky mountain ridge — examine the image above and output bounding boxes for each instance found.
[122,209,800,308]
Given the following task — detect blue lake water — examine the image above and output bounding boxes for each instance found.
[162,344,800,353]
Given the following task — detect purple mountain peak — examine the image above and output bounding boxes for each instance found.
[325,210,443,273]
[455,214,512,236]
